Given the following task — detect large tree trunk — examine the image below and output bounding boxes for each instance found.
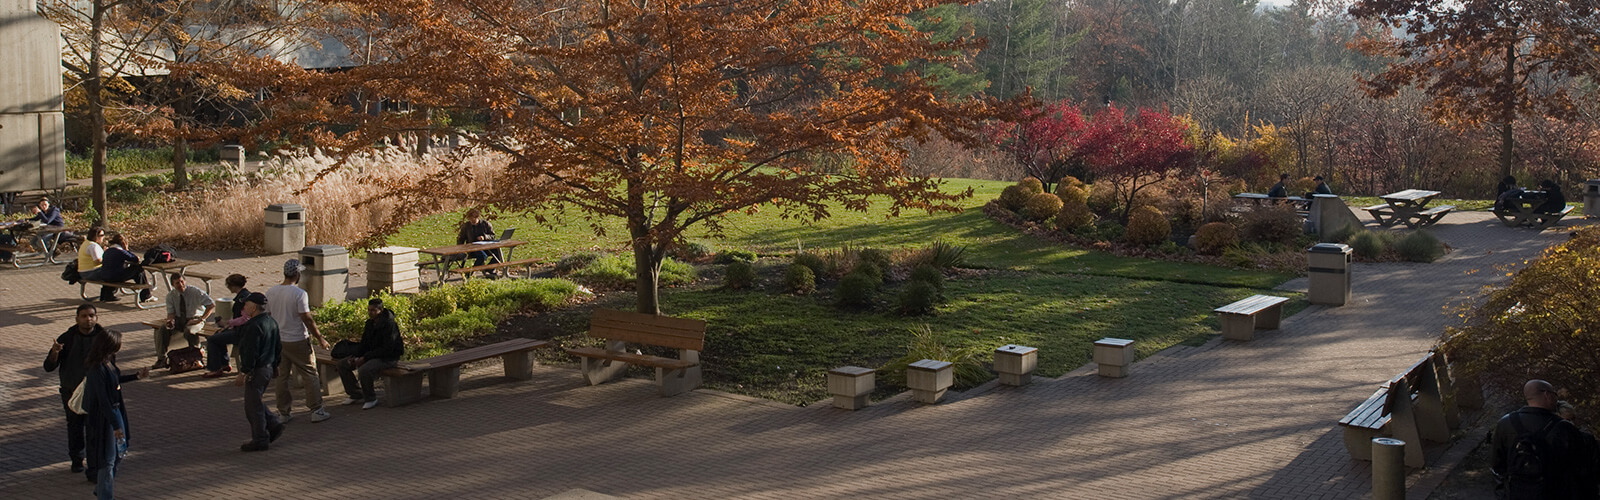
[88,6,108,225]
[1498,43,1516,178]
[631,231,661,315]
[172,135,189,190]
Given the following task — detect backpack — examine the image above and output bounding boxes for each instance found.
[142,245,175,266]
[1506,414,1560,497]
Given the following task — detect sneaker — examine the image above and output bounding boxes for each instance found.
[278,410,292,423]
[342,397,364,406]
[70,460,84,473]
[362,400,379,410]
[240,441,269,452]
[268,423,284,443]
[310,408,332,423]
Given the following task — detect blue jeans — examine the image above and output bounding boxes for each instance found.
[467,249,503,267]
[206,328,239,372]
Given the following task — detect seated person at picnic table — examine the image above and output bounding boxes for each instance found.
[1312,175,1333,195]
[1536,180,1566,214]
[80,234,152,303]
[337,298,405,410]
[456,209,503,278]
[1266,173,1290,198]
[1496,175,1523,211]
[1,197,71,262]
[61,227,105,285]
[152,274,214,369]
[202,274,252,378]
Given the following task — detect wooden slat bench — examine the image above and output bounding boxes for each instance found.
[371,338,550,407]
[1336,350,1456,467]
[80,281,160,309]
[1404,205,1454,228]
[447,257,543,280]
[1214,295,1289,341]
[565,309,707,396]
[179,270,221,295]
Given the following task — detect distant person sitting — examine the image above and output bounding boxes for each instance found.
[337,299,405,409]
[1266,173,1290,198]
[1536,180,1566,215]
[80,234,152,303]
[1496,176,1524,211]
[455,209,502,278]
[1312,176,1333,195]
[201,274,252,378]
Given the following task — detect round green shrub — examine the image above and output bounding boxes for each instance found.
[713,249,757,264]
[897,281,940,315]
[1056,201,1095,232]
[1056,175,1086,191]
[909,264,944,292]
[1022,192,1065,221]
[850,261,884,284]
[1124,206,1171,246]
[411,289,457,318]
[1091,219,1125,241]
[1396,230,1445,262]
[793,252,826,276]
[998,184,1032,212]
[784,264,816,295]
[1055,184,1089,205]
[1193,222,1239,256]
[1240,205,1303,244]
[723,261,756,289]
[1019,177,1044,195]
[1347,230,1388,259]
[858,248,892,272]
[837,272,879,307]
[554,252,601,274]
[673,241,714,262]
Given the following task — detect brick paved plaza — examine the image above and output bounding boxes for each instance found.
[0,212,1582,499]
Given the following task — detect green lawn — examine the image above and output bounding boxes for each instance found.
[388,178,1292,288]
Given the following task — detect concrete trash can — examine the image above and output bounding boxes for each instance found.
[298,245,348,307]
[1585,180,1600,218]
[1308,243,1352,306]
[219,145,246,169]
[265,204,305,254]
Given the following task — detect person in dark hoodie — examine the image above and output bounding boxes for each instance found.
[44,304,146,480]
[235,292,283,452]
[82,329,144,499]
[337,298,406,410]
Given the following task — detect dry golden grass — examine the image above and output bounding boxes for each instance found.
[126,149,503,252]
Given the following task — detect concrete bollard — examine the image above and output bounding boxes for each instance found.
[1371,437,1406,500]
[993,344,1038,386]
[1093,338,1135,378]
[906,359,953,404]
[827,366,875,410]
[298,245,348,307]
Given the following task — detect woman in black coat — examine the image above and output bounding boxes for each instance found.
[83,330,145,499]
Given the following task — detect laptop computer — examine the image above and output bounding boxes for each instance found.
[496,228,515,242]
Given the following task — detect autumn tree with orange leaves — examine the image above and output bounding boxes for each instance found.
[206,0,1010,314]
[1350,0,1600,179]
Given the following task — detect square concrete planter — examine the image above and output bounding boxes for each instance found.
[827,366,876,410]
[993,344,1038,386]
[906,359,953,404]
[1093,338,1135,378]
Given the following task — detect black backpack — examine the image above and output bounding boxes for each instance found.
[1506,414,1560,497]
[142,245,175,266]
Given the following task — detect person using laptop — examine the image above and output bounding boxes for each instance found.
[456,209,503,278]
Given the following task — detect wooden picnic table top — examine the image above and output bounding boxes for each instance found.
[420,239,527,257]
[1233,192,1310,202]
[1379,189,1441,203]
[145,259,203,273]
[1,221,68,233]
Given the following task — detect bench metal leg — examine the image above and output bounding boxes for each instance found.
[501,350,535,381]
[429,366,463,398]
[656,350,702,397]
[381,372,426,407]
[1258,304,1282,330]
[1219,313,1256,341]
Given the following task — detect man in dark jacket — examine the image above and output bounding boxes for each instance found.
[338,299,406,409]
[235,293,283,452]
[1491,379,1600,499]
[43,304,108,475]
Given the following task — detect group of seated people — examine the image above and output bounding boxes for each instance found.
[1496,176,1567,214]
[69,227,154,302]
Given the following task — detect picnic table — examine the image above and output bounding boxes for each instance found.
[1492,191,1573,229]
[143,259,216,296]
[418,239,527,284]
[1363,189,1452,228]
[1232,193,1311,209]
[2,221,70,269]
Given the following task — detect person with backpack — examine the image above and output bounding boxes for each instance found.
[1491,379,1600,499]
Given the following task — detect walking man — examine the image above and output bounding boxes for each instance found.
[1491,379,1600,498]
[43,304,147,480]
[235,293,283,451]
[266,259,331,423]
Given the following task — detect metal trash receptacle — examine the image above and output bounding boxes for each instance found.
[1308,242,1352,306]
[265,203,305,254]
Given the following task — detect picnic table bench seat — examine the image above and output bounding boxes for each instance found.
[565,309,707,396]
[1214,294,1289,341]
[1495,205,1573,230]
[447,257,543,279]
[80,280,160,309]
[372,338,550,407]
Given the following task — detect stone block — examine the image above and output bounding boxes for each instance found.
[1093,338,1135,378]
[827,366,875,410]
[906,359,952,404]
[993,344,1037,386]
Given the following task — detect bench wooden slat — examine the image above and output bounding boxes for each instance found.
[83,280,154,290]
[564,346,698,369]
[400,338,548,371]
[589,309,707,351]
[1340,386,1391,429]
[1418,205,1454,216]
[1214,295,1288,315]
[1362,204,1391,212]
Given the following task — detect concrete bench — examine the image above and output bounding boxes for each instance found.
[1336,351,1454,467]
[827,366,875,410]
[906,359,953,404]
[1214,294,1288,341]
[565,309,706,396]
[373,338,550,407]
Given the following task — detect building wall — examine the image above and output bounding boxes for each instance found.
[0,0,66,192]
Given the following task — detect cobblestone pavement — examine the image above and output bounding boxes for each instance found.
[0,212,1584,499]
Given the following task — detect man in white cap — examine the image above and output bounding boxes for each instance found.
[264,259,332,423]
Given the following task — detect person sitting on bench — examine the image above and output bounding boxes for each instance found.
[1266,173,1289,198]
[337,298,405,410]
[202,274,253,378]
[80,234,152,303]
[1496,175,1523,212]
[152,274,214,370]
[456,209,503,278]
[1536,180,1566,215]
